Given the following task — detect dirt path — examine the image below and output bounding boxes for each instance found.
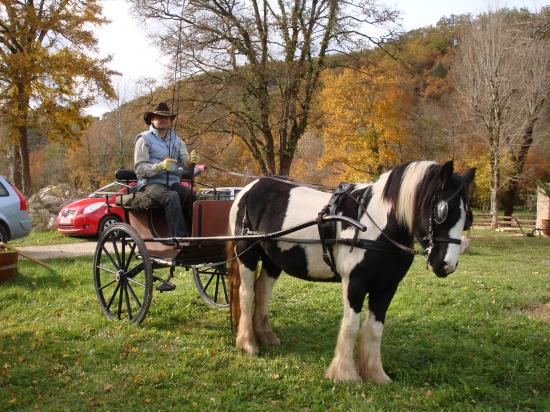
[15,241,98,260]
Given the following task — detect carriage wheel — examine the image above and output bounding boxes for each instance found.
[93,223,153,324]
[193,264,230,310]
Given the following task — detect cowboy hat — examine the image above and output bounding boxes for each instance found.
[144,102,177,125]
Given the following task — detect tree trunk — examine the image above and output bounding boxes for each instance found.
[8,144,22,188]
[501,187,515,225]
[16,84,31,195]
[18,125,31,195]
[501,113,539,221]
[490,151,500,229]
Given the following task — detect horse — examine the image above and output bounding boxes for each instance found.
[227,160,475,383]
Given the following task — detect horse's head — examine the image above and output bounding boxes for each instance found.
[416,161,476,277]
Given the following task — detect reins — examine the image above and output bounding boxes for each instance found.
[201,154,337,192]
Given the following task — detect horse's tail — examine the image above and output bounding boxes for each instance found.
[227,241,241,329]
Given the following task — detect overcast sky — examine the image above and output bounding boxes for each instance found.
[87,0,544,117]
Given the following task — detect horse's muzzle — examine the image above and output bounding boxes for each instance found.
[432,262,457,277]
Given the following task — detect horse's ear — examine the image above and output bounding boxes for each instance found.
[440,160,454,188]
[462,167,476,187]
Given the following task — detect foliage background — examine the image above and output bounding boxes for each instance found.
[0,10,548,211]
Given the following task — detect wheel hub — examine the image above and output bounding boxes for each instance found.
[115,270,124,282]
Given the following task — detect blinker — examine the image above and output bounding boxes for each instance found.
[434,200,448,224]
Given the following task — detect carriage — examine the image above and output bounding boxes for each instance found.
[92,168,364,325]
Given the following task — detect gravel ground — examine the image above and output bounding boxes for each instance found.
[15,241,98,260]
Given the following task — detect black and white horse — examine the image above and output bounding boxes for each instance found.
[228,160,475,383]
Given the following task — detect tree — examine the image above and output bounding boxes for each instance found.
[500,17,550,217]
[317,67,412,182]
[452,10,550,228]
[0,0,116,193]
[129,0,398,176]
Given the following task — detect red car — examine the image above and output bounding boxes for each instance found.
[57,188,129,236]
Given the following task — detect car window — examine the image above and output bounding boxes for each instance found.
[0,181,8,197]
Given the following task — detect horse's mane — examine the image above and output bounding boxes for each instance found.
[382,161,441,233]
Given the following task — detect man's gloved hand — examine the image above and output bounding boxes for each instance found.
[187,150,200,166]
[155,157,177,172]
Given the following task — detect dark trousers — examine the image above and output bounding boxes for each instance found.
[143,183,196,237]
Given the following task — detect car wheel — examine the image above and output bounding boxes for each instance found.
[98,215,122,236]
[0,223,8,242]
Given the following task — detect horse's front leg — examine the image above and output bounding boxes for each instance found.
[359,289,398,384]
[236,262,259,356]
[253,267,280,346]
[325,277,362,382]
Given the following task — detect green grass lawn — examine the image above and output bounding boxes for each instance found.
[1,230,549,411]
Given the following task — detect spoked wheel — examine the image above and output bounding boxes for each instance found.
[93,223,153,324]
[193,264,230,310]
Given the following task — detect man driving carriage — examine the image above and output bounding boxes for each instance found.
[134,102,199,237]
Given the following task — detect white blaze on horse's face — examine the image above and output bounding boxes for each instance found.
[429,198,466,276]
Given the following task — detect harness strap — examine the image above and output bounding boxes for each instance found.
[336,238,416,255]
[316,211,334,270]
[432,236,462,245]
[350,186,372,252]
[316,182,355,276]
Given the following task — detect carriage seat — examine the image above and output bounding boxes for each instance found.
[115,168,137,181]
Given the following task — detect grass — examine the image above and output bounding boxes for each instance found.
[1,230,549,411]
[9,230,90,247]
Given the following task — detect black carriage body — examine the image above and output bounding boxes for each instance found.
[93,175,236,324]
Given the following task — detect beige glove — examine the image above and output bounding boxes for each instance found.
[155,157,177,172]
[187,150,200,166]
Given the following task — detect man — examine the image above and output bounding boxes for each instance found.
[134,102,199,237]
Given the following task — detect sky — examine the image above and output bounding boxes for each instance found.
[86,0,545,117]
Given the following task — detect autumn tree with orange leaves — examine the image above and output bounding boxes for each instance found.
[317,67,413,183]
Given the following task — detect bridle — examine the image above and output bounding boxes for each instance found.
[422,177,470,261]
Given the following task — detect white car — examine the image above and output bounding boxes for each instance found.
[197,187,242,200]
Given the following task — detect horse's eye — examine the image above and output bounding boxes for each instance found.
[434,200,448,224]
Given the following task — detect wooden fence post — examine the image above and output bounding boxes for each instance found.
[536,186,550,236]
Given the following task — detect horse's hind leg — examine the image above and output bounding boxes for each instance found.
[236,261,260,356]
[325,277,361,382]
[253,261,281,346]
[359,289,397,384]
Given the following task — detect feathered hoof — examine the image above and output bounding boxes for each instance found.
[360,367,392,384]
[256,330,281,347]
[236,336,259,356]
[325,358,361,383]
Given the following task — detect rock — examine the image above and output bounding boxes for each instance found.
[37,208,51,220]
[41,194,63,208]
[27,184,87,232]
[47,216,57,230]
